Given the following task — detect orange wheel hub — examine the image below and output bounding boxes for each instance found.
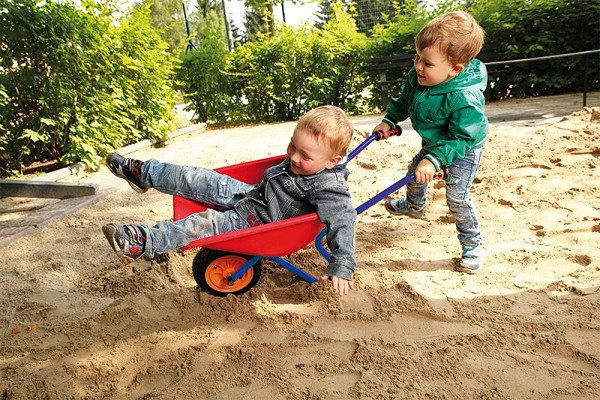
[204,255,255,294]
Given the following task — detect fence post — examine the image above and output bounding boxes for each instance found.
[380,71,387,110]
[583,54,589,107]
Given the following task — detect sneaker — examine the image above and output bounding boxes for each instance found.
[455,245,484,274]
[384,198,424,218]
[102,223,147,264]
[106,153,148,193]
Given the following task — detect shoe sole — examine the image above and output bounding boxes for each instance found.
[102,225,136,265]
[455,256,484,275]
[454,265,480,274]
[384,200,424,219]
[105,158,148,194]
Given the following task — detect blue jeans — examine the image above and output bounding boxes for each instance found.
[137,159,255,258]
[405,147,485,248]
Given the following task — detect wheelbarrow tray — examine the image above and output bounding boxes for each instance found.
[172,154,324,256]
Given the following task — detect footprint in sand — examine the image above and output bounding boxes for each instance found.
[339,289,375,314]
[513,256,592,290]
[308,311,484,343]
[565,328,600,361]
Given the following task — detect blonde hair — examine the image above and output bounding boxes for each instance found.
[294,105,354,156]
[416,11,485,66]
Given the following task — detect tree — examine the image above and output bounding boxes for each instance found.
[137,0,192,55]
[353,0,401,35]
[241,0,307,40]
[315,0,335,28]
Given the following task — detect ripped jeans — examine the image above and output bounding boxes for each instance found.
[405,147,485,248]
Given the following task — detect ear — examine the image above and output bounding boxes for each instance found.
[451,63,465,77]
[325,155,343,169]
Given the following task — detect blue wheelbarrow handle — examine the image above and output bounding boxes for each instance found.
[347,128,401,161]
[355,168,445,215]
[355,173,415,215]
[315,172,416,262]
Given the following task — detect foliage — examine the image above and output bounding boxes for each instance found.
[178,3,369,124]
[308,2,370,113]
[2,0,597,177]
[0,0,176,178]
[316,0,404,34]
[177,9,234,122]
[470,0,600,99]
[140,0,193,55]
[365,0,599,106]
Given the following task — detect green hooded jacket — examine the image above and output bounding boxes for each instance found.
[382,59,489,170]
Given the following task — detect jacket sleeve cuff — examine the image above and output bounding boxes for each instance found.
[324,258,355,281]
[424,154,443,171]
[382,116,397,129]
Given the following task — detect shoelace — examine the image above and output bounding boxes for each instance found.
[124,225,146,245]
[123,158,144,178]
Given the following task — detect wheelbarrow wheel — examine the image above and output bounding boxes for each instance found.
[192,249,262,297]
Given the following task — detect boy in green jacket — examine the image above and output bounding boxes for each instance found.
[372,11,488,273]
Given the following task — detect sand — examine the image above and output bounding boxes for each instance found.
[1,96,599,399]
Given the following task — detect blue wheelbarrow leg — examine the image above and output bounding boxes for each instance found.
[228,255,262,285]
[229,255,319,284]
[269,257,319,283]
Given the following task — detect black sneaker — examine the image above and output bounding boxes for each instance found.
[106,153,148,193]
[102,223,147,264]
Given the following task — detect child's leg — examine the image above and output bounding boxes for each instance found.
[103,208,248,263]
[445,147,484,246]
[107,153,254,209]
[405,149,429,209]
[140,159,254,209]
[142,209,247,258]
[445,147,485,272]
[385,149,428,217]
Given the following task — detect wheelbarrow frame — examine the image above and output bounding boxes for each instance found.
[172,131,416,294]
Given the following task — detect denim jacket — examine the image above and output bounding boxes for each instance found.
[233,157,357,281]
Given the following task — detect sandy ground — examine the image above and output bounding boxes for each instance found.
[1,93,599,399]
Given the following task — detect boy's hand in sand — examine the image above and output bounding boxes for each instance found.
[320,275,354,296]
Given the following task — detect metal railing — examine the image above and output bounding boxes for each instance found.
[486,49,600,107]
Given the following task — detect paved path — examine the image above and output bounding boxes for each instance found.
[0,92,598,247]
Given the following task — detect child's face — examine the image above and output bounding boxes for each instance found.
[414,46,464,87]
[286,129,342,175]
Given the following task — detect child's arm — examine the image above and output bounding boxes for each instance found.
[311,175,357,296]
[373,68,416,139]
[428,102,488,167]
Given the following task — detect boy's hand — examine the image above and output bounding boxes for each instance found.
[414,159,437,183]
[320,275,354,296]
[372,122,392,140]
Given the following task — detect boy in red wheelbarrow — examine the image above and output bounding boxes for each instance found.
[103,105,357,296]
[372,11,488,274]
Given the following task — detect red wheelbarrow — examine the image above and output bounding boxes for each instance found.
[173,130,418,296]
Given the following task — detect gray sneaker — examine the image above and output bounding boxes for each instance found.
[106,153,148,193]
[102,223,147,264]
[384,198,425,218]
[455,245,484,274]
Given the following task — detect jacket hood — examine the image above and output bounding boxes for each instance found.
[429,59,487,95]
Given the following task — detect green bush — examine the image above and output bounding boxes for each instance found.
[177,4,369,124]
[365,0,599,106]
[2,0,597,178]
[0,0,176,178]
[471,0,600,99]
[177,9,235,123]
